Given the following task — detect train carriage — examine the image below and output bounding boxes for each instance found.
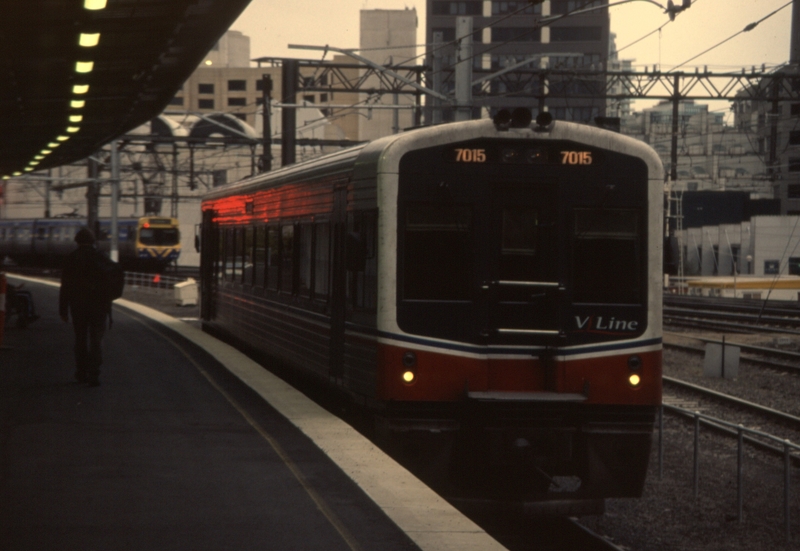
[200,111,663,507]
[0,215,180,271]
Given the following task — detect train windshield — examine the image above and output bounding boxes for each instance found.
[573,208,641,304]
[397,139,648,345]
[403,204,473,301]
[139,227,180,246]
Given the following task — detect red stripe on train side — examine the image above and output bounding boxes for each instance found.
[377,342,661,405]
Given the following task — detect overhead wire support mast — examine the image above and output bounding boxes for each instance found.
[288,44,448,102]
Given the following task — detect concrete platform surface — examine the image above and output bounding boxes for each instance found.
[0,275,505,551]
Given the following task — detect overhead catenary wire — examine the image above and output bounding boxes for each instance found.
[668,1,793,72]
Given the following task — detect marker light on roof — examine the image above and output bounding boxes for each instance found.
[84,0,108,10]
[75,61,94,74]
[79,33,100,47]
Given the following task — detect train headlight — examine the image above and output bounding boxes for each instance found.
[401,351,417,384]
[627,355,642,387]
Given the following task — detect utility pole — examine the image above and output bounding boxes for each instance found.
[431,31,443,125]
[110,139,120,262]
[86,156,99,236]
[454,17,473,122]
[44,169,51,218]
[767,76,781,197]
[171,143,178,218]
[261,74,273,172]
[281,59,298,167]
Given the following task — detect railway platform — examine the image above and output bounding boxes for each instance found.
[0,275,504,551]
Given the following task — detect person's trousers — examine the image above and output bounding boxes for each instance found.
[71,310,106,382]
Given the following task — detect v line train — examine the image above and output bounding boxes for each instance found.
[0,216,181,270]
[199,110,663,508]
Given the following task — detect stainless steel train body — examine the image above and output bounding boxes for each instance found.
[0,216,180,270]
[200,116,663,505]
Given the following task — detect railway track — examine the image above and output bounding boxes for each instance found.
[662,345,800,461]
[664,333,800,374]
[664,294,800,333]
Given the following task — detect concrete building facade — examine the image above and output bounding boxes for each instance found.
[426,0,610,122]
[358,9,419,140]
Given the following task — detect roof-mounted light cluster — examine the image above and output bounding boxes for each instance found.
[4,0,108,179]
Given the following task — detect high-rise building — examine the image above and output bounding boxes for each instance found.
[358,9,419,140]
[426,0,610,122]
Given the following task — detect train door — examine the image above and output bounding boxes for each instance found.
[478,180,562,341]
[328,186,348,380]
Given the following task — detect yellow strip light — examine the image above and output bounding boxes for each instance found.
[73,84,89,95]
[69,115,83,123]
[84,0,108,9]
[79,33,100,47]
[71,100,86,109]
[75,61,94,73]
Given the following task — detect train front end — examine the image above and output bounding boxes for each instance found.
[135,217,181,269]
[372,116,663,504]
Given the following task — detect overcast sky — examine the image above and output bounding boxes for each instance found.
[230,0,793,112]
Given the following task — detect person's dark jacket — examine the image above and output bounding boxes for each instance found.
[59,244,111,321]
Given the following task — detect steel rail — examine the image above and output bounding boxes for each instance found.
[663,338,800,374]
[664,314,800,335]
[663,376,800,427]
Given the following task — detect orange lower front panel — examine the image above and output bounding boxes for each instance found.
[376,341,661,405]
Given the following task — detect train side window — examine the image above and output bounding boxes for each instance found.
[243,227,254,285]
[254,226,266,287]
[403,204,473,301]
[297,224,312,297]
[573,208,642,304]
[266,227,280,291]
[314,223,331,299]
[348,211,377,311]
[281,225,295,293]
[227,228,238,281]
[238,227,247,284]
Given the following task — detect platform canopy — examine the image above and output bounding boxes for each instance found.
[0,0,252,178]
